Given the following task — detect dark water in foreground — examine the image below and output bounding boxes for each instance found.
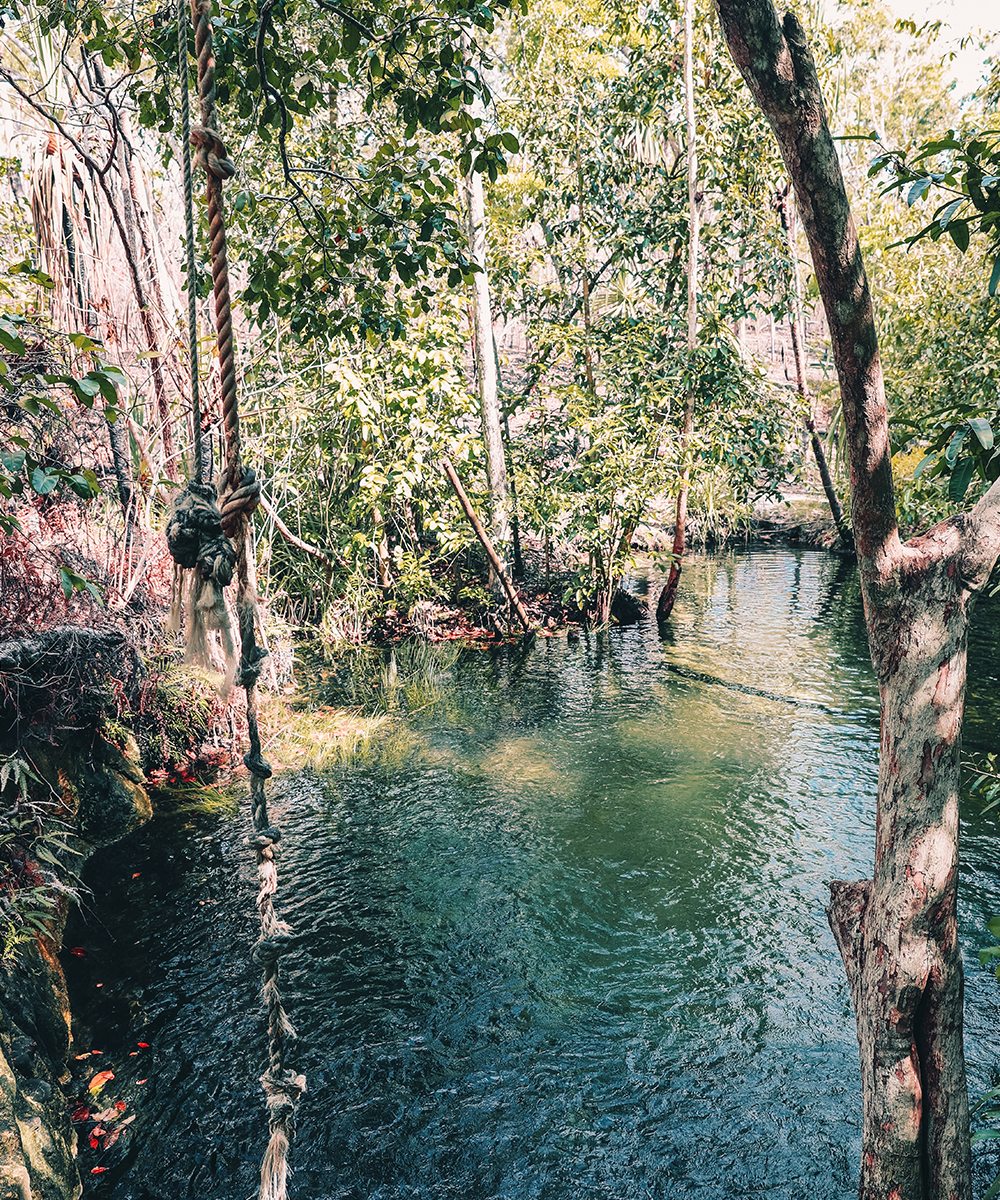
[65,548,1000,1199]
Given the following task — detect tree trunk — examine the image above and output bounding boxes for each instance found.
[657,0,698,624]
[461,38,509,591]
[775,186,854,552]
[715,3,1000,1198]
[575,104,597,397]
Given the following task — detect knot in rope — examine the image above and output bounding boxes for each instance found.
[253,934,294,968]
[221,465,262,537]
[190,124,237,180]
[261,1070,307,1113]
[165,480,236,587]
[237,641,269,690]
[245,746,274,779]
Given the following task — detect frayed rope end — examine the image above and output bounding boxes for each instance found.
[258,1126,290,1200]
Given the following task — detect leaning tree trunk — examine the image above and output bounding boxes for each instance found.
[774,185,854,553]
[461,36,509,594]
[715,2,1000,1198]
[656,0,698,623]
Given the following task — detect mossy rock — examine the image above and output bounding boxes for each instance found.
[0,1001,80,1200]
[28,736,151,849]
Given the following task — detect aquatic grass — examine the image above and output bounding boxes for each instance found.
[146,780,240,817]
[258,694,387,771]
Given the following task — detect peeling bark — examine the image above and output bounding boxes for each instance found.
[714,2,1000,1197]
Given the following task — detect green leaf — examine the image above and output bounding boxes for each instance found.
[972,1085,1000,1113]
[8,261,54,288]
[58,567,74,600]
[913,453,937,480]
[90,372,118,405]
[947,220,970,253]
[990,255,1000,298]
[946,427,967,465]
[971,1130,1000,1146]
[30,467,58,496]
[0,327,26,355]
[68,474,97,499]
[988,916,1000,938]
[948,458,976,503]
[936,198,964,228]
[969,418,994,450]
[68,332,101,352]
[907,178,932,206]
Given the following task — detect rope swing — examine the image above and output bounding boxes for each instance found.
[167,2,305,1197]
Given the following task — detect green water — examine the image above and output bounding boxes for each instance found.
[65,548,1000,1198]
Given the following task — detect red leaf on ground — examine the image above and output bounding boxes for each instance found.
[114,1101,126,1111]
[69,946,87,957]
[136,1079,147,1085]
[136,1042,149,1048]
[70,1105,90,1123]
[90,1166,108,1174]
[88,1070,114,1092]
[131,872,140,879]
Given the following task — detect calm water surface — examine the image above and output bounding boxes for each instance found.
[65,548,1000,1199]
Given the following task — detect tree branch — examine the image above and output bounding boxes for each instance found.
[959,475,1000,588]
[713,0,900,570]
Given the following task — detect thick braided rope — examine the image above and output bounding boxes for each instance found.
[190,0,240,495]
[177,0,202,483]
[188,5,301,1197]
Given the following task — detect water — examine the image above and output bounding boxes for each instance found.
[63,548,1000,1199]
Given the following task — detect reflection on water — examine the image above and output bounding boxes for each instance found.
[65,548,1000,1199]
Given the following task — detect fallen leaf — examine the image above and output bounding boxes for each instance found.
[136,1042,149,1048]
[120,1114,136,1126]
[70,1105,90,1123]
[132,872,140,879]
[91,1050,103,1055]
[88,1070,114,1093]
[74,1053,91,1060]
[128,1052,137,1057]
[70,947,87,957]
[114,1101,126,1112]
[91,1108,118,1123]
[90,1167,108,1175]
[103,1129,121,1150]
[95,983,102,988]
[88,1130,102,1149]
[136,1079,147,1085]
